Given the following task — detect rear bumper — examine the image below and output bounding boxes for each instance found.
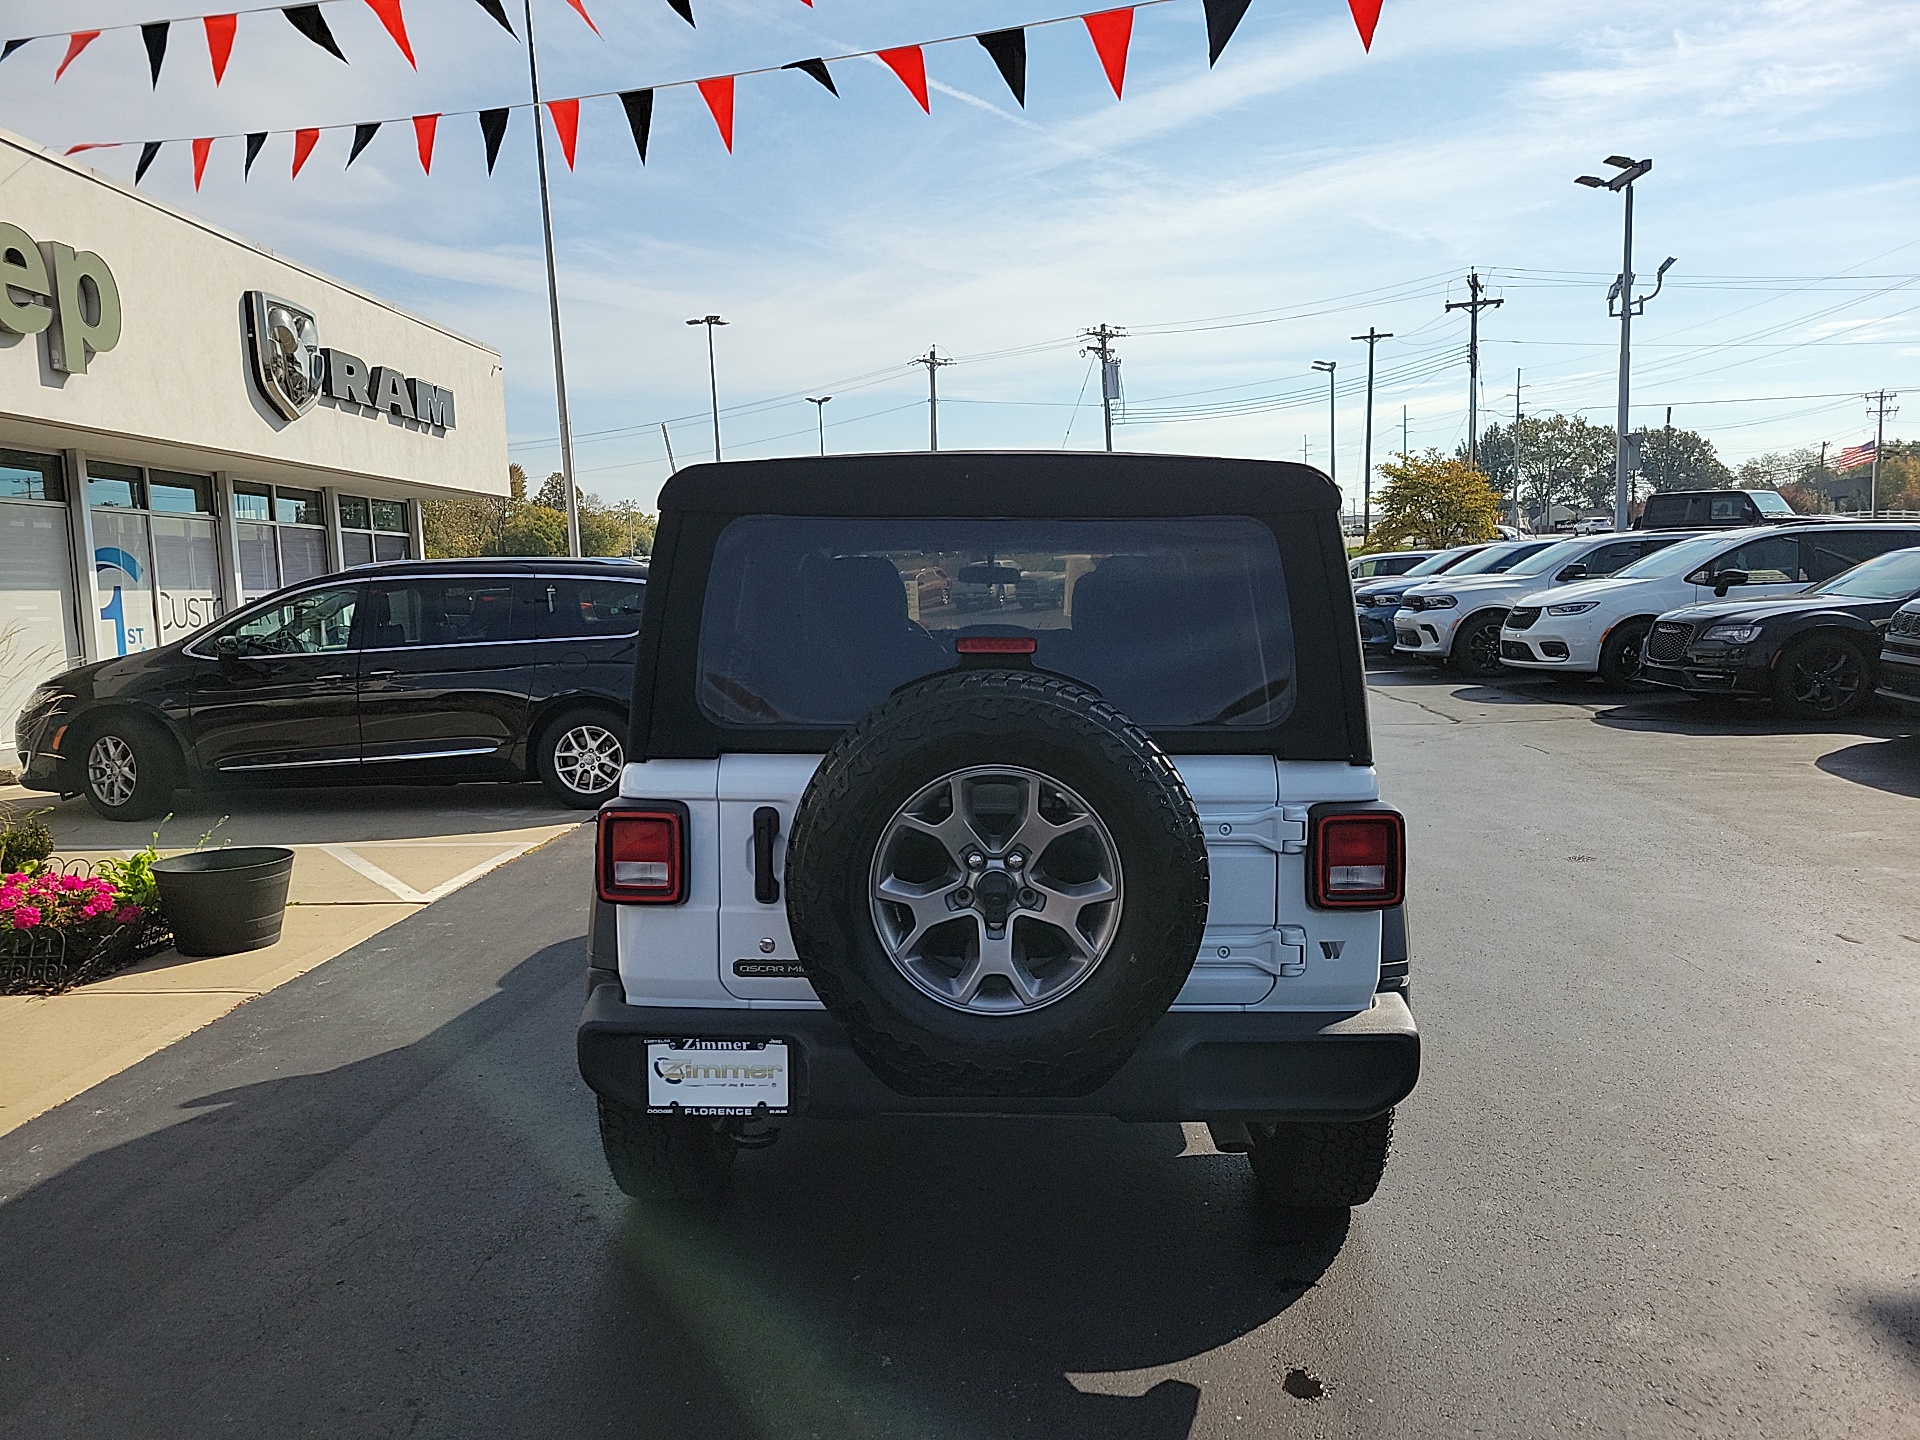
[577,979,1420,1123]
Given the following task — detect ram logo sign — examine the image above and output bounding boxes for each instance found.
[243,290,455,433]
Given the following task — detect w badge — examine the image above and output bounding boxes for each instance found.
[1319,940,1345,959]
[245,291,323,421]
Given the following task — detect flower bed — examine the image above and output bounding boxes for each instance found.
[0,856,173,997]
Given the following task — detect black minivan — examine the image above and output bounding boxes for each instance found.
[15,558,644,820]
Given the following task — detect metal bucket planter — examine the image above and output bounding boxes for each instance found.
[152,847,295,958]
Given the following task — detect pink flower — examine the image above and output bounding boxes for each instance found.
[13,905,42,928]
[114,905,142,925]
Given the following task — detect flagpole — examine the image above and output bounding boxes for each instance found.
[524,0,581,557]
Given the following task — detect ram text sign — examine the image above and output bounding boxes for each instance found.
[243,289,455,433]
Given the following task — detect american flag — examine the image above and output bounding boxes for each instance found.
[1834,440,1876,471]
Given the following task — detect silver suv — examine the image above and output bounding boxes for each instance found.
[577,453,1419,1215]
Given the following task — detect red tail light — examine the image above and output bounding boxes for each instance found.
[956,635,1037,655]
[598,803,689,905]
[1308,809,1405,910]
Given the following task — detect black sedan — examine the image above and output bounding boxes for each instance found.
[1639,546,1920,719]
[15,558,644,820]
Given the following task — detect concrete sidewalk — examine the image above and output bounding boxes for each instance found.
[0,783,583,1137]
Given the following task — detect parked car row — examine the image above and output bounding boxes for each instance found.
[1359,519,1920,720]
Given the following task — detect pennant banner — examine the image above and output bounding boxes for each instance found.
[65,1,1385,186]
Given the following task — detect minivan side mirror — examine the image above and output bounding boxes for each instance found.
[1556,563,1588,582]
[1711,569,1749,598]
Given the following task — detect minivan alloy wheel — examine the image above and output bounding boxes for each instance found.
[87,734,139,808]
[551,723,623,795]
[868,765,1124,1015]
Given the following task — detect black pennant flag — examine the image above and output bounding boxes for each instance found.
[347,123,380,168]
[141,22,169,87]
[665,0,695,26]
[244,131,268,177]
[283,6,348,62]
[473,0,516,35]
[976,29,1027,107]
[619,90,653,163]
[1202,0,1253,66]
[135,141,163,185]
[0,39,34,65]
[479,107,511,173]
[781,58,837,96]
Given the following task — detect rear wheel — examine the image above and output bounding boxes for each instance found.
[1772,634,1871,720]
[1597,619,1654,690]
[77,717,177,821]
[597,1099,738,1201]
[536,707,626,808]
[1248,1110,1394,1209]
[1450,613,1508,678]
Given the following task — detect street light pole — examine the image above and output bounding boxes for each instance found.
[686,315,727,461]
[1350,328,1391,539]
[807,396,832,455]
[523,0,580,555]
[1577,156,1673,531]
[1311,360,1337,490]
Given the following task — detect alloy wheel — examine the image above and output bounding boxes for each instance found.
[1787,643,1865,716]
[87,734,138,808]
[868,765,1124,1015]
[1465,618,1503,675]
[552,724,623,795]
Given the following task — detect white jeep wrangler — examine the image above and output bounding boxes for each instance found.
[578,453,1418,1211]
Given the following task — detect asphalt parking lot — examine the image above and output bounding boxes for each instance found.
[1,671,1916,1438]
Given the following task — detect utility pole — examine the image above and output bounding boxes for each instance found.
[1080,325,1126,452]
[1402,405,1408,459]
[1311,360,1337,488]
[1577,156,1674,531]
[660,422,677,474]
[1351,328,1391,538]
[911,348,954,452]
[1445,271,1503,474]
[807,396,832,455]
[1868,390,1899,515]
[686,315,727,461]
[523,0,580,554]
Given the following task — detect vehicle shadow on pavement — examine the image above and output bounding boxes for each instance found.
[0,923,1346,1440]
[1589,699,1915,739]
[1854,1293,1920,1378]
[1816,736,1920,798]
[598,1118,1349,1440]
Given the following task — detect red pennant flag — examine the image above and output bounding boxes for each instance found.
[292,128,320,178]
[876,46,930,113]
[698,76,735,152]
[545,98,580,169]
[1082,9,1134,99]
[204,15,237,83]
[1348,0,1382,50]
[413,113,439,174]
[192,137,214,190]
[364,0,417,68]
[561,0,601,34]
[65,143,123,156]
[55,32,100,81]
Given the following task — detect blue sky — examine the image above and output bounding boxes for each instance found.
[3,0,1916,510]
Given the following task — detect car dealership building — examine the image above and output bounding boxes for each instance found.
[0,126,508,740]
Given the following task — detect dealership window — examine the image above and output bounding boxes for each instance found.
[337,494,413,567]
[0,449,80,743]
[88,460,220,655]
[233,481,333,595]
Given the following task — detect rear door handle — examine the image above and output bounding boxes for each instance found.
[752,806,781,905]
[315,673,347,684]
[364,670,397,681]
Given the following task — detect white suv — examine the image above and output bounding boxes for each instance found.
[579,453,1419,1215]
[1391,533,1691,677]
[1500,521,1920,687]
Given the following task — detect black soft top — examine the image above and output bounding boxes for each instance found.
[657,452,1339,518]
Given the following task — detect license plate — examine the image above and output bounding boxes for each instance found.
[646,1039,790,1115]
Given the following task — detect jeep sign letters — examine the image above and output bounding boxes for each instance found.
[242,288,455,432]
[0,222,123,375]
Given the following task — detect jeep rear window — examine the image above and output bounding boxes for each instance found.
[696,517,1294,729]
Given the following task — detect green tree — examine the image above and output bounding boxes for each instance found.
[1471,414,1617,518]
[1367,450,1502,551]
[495,505,569,556]
[1639,425,1732,492]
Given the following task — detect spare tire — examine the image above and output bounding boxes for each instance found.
[786,669,1208,1096]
